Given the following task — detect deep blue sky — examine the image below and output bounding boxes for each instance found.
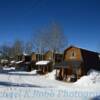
[0,0,100,51]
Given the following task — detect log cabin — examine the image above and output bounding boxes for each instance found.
[29,52,37,71]
[15,54,24,69]
[36,51,53,74]
[31,52,36,61]
[15,53,31,71]
[55,46,100,82]
[36,60,53,74]
[43,51,53,61]
[43,50,63,64]
[36,50,63,74]
[15,54,23,61]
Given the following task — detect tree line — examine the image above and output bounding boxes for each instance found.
[0,22,68,59]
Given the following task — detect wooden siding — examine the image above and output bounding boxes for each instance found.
[64,47,83,61]
[31,53,36,61]
[44,51,53,60]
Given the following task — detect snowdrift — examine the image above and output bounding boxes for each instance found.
[75,69,100,86]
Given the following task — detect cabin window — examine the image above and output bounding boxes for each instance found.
[70,51,76,58]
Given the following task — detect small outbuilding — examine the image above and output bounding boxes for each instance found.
[36,60,53,74]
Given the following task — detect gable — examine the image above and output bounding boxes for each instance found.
[64,46,83,61]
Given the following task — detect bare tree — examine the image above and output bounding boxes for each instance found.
[12,40,24,56]
[33,22,67,52]
[0,44,11,58]
[24,41,33,54]
[48,22,68,52]
[32,21,68,61]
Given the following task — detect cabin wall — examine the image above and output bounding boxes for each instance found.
[44,51,53,60]
[55,54,63,64]
[16,55,23,61]
[81,50,100,73]
[36,54,43,61]
[64,47,83,61]
[31,53,36,61]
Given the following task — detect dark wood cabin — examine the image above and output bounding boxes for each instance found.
[55,46,100,82]
[54,53,63,64]
[36,60,53,74]
[15,54,23,69]
[15,54,31,71]
[36,53,43,61]
[22,54,31,62]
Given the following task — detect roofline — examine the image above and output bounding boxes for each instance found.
[64,45,99,54]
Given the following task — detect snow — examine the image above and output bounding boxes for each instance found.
[36,60,50,65]
[15,61,23,64]
[45,70,56,80]
[3,67,15,71]
[74,69,100,86]
[9,70,37,75]
[10,61,15,64]
[0,68,100,100]
[23,53,29,56]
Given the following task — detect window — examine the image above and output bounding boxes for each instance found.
[70,51,76,59]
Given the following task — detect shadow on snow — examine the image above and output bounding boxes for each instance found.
[91,95,100,100]
[0,68,37,76]
[0,81,43,88]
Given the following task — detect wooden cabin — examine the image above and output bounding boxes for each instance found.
[44,51,53,61]
[22,54,31,62]
[28,52,37,71]
[36,53,43,61]
[15,54,23,61]
[31,52,36,61]
[55,46,100,82]
[36,51,54,74]
[15,54,31,71]
[36,60,53,74]
[44,51,63,64]
[35,50,63,74]
[54,53,63,64]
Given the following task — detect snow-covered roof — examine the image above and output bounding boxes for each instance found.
[23,52,30,56]
[16,61,23,64]
[10,60,16,64]
[36,60,50,65]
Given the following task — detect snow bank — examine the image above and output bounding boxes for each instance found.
[75,69,100,86]
[9,70,37,75]
[3,67,15,71]
[36,60,50,65]
[45,70,56,80]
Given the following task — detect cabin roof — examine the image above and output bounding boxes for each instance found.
[64,45,99,55]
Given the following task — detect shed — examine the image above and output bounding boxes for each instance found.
[36,60,53,74]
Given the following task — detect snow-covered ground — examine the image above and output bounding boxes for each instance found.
[0,67,100,100]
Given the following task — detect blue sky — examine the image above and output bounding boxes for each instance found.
[0,0,100,52]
